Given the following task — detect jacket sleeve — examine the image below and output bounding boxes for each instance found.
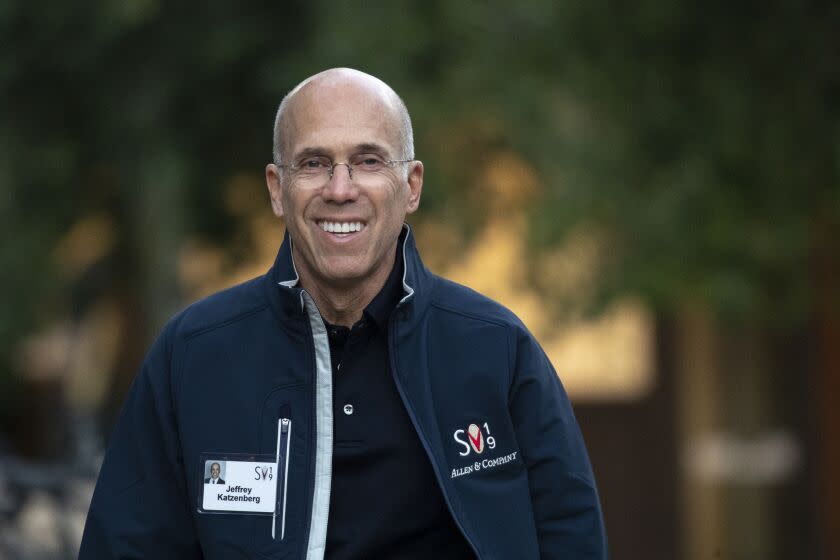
[508,326,608,559]
[79,323,201,559]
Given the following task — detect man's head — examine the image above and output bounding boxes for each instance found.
[265,68,423,293]
[272,70,415,167]
[210,463,220,480]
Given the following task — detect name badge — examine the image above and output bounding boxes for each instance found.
[199,457,279,513]
[197,418,292,536]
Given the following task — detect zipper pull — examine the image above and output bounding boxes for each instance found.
[278,418,289,540]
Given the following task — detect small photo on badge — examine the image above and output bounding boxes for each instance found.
[204,460,226,485]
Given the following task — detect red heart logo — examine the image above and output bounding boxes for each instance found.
[467,423,484,454]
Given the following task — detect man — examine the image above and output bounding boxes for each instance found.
[204,462,224,485]
[80,68,608,559]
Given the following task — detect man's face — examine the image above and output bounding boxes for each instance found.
[266,77,423,291]
[211,463,220,479]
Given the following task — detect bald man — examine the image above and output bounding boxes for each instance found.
[80,69,607,559]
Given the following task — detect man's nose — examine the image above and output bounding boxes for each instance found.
[322,163,358,202]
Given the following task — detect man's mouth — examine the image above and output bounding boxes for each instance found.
[317,220,365,234]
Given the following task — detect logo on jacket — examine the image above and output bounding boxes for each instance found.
[453,422,496,456]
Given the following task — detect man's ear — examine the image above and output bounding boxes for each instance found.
[266,163,285,218]
[405,160,424,214]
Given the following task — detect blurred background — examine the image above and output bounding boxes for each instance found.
[1,1,838,558]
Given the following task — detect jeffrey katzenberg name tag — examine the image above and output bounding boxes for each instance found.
[198,455,279,514]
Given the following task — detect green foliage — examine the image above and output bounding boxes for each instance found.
[1,0,836,392]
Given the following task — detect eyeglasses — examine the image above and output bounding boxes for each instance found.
[275,154,414,186]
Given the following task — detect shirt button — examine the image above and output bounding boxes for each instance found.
[343,404,354,415]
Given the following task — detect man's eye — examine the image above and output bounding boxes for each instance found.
[354,155,385,168]
[299,158,329,169]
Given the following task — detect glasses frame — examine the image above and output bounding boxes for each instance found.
[275,156,416,182]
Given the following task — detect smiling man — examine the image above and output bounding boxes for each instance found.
[204,462,224,485]
[80,68,608,559]
[265,69,422,327]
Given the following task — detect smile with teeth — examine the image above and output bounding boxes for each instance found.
[317,220,364,234]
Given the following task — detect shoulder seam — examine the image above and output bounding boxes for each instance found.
[182,304,270,341]
[429,301,511,329]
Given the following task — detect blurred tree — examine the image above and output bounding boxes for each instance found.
[0,0,310,449]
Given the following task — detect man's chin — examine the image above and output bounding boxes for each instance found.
[313,255,369,277]
[317,267,369,288]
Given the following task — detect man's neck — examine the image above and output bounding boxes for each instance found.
[296,248,397,327]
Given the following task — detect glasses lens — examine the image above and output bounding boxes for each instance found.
[349,154,387,176]
[293,156,331,185]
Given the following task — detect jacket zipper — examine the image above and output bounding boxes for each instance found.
[273,417,292,540]
[387,311,481,558]
[279,417,292,540]
[299,290,333,560]
[277,281,327,559]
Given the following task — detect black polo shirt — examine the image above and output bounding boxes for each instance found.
[323,250,474,559]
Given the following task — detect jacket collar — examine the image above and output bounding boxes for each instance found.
[273,229,300,288]
[265,224,434,322]
[363,245,404,331]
